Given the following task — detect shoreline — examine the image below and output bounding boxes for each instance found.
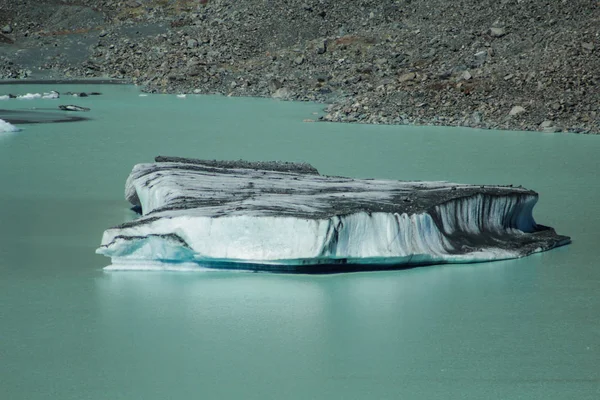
[0,78,129,85]
[1,0,598,134]
[0,77,596,135]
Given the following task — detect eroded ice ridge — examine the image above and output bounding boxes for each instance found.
[96,157,570,273]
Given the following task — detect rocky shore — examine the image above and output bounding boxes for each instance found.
[1,0,598,133]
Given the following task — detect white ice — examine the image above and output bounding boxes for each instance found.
[0,119,20,133]
[14,91,59,100]
[97,161,545,271]
[98,211,525,270]
[42,91,59,99]
[17,93,42,100]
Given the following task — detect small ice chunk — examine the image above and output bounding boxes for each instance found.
[0,119,20,132]
[17,93,42,100]
[0,95,9,100]
[42,91,60,99]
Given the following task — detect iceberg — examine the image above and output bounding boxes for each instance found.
[96,157,570,273]
[0,118,20,133]
[42,91,60,99]
[7,91,59,100]
[17,93,42,100]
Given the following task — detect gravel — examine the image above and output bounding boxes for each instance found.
[1,0,598,134]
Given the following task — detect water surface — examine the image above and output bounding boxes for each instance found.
[1,84,599,399]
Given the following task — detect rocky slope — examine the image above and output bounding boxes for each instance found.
[1,0,598,133]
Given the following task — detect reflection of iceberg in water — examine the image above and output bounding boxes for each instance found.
[0,109,88,124]
[96,157,570,273]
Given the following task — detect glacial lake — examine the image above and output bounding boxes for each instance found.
[1,84,599,399]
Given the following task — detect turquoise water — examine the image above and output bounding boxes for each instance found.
[1,84,599,399]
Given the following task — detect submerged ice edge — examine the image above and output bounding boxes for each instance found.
[102,249,539,273]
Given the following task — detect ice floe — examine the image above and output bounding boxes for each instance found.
[0,119,20,133]
[9,91,60,100]
[17,93,42,100]
[42,91,60,99]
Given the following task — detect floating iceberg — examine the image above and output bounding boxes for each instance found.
[42,91,60,99]
[0,119,20,133]
[96,157,570,273]
[17,93,42,100]
[9,91,59,100]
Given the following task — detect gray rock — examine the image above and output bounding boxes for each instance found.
[1,25,12,34]
[399,72,416,82]
[99,30,108,38]
[474,50,488,64]
[356,64,373,74]
[581,42,595,51]
[315,40,327,54]
[187,39,198,48]
[294,55,305,65]
[489,27,506,38]
[421,49,436,59]
[543,126,561,133]
[272,87,292,99]
[0,33,13,44]
[509,106,526,116]
[462,70,472,80]
[569,127,589,134]
[187,66,202,77]
[540,120,560,133]
[438,70,452,79]
[268,79,282,92]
